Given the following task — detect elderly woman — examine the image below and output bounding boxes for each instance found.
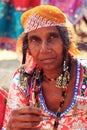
[2,5,87,130]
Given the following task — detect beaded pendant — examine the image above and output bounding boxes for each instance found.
[19,64,28,88]
[56,61,70,88]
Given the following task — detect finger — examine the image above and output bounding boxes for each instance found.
[12,106,42,115]
[12,122,40,129]
[13,114,43,122]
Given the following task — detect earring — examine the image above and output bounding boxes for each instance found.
[56,61,70,89]
[19,64,28,88]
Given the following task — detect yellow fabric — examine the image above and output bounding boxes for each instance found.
[21,5,66,29]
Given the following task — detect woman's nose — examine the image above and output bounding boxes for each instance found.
[40,41,49,53]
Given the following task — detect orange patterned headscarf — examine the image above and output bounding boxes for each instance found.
[21,5,71,33]
[16,5,80,57]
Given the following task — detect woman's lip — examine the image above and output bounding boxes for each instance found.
[40,58,55,63]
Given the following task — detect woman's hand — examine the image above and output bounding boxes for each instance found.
[7,106,43,130]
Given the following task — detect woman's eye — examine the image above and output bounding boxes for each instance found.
[48,33,58,42]
[31,37,39,42]
[29,36,41,44]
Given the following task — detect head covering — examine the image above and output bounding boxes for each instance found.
[21,5,71,33]
[16,5,80,58]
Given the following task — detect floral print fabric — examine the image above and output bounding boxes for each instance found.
[2,59,87,130]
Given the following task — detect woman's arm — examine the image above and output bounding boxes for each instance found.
[2,73,43,130]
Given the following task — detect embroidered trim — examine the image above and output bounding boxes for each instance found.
[25,13,67,33]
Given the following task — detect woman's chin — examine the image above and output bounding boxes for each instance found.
[42,64,57,72]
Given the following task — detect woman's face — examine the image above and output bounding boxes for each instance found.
[28,26,64,71]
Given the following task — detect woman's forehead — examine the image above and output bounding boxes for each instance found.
[29,26,58,35]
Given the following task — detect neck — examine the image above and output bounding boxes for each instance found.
[43,67,63,80]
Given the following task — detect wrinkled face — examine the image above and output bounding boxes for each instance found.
[28,26,64,71]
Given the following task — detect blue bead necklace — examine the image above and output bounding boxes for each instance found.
[36,60,80,129]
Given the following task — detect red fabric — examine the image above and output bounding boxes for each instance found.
[29,0,40,7]
[12,0,40,10]
[2,0,40,11]
[0,89,8,129]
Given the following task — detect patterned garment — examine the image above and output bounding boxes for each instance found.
[50,0,85,25]
[2,59,87,130]
[0,1,23,50]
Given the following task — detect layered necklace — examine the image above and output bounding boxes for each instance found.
[39,87,67,129]
[19,59,80,130]
[34,60,80,130]
[33,60,71,129]
[44,60,70,89]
